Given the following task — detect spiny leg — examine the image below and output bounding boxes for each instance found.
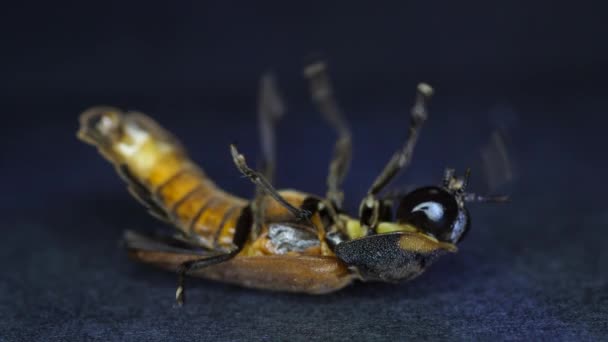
[304,61,352,210]
[359,83,434,229]
[251,73,285,239]
[230,144,312,221]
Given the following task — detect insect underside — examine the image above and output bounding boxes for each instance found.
[78,62,506,304]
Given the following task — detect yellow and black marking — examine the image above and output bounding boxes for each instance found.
[77,71,496,299]
[334,231,455,282]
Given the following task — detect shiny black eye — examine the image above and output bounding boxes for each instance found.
[396,186,469,243]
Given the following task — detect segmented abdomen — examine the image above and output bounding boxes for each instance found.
[78,107,247,251]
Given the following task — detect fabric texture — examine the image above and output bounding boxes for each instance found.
[1,1,606,340]
[2,106,606,340]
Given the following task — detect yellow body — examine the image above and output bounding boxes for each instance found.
[78,107,247,252]
[78,107,339,256]
[78,107,456,293]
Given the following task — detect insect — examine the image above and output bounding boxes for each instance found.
[77,62,507,305]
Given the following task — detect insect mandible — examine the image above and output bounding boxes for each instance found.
[77,62,508,305]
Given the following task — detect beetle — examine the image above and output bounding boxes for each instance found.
[77,62,507,305]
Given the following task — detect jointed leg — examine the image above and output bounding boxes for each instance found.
[231,144,312,221]
[252,73,285,239]
[359,83,434,229]
[176,251,238,306]
[257,73,284,181]
[304,62,352,210]
[175,205,253,306]
[367,83,433,196]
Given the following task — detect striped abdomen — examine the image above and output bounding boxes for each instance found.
[77,107,247,251]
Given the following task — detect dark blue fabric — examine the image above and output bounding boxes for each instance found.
[1,1,607,340]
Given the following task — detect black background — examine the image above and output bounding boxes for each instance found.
[2,1,607,340]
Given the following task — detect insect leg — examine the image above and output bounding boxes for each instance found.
[367,83,433,195]
[251,73,285,239]
[304,61,352,210]
[230,144,312,221]
[257,72,284,181]
[175,207,253,305]
[359,83,433,229]
[176,251,238,305]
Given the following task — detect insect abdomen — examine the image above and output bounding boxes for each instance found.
[145,157,246,250]
[78,107,247,250]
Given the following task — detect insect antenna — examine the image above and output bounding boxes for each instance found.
[463,193,510,203]
[446,169,509,203]
[359,83,433,228]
